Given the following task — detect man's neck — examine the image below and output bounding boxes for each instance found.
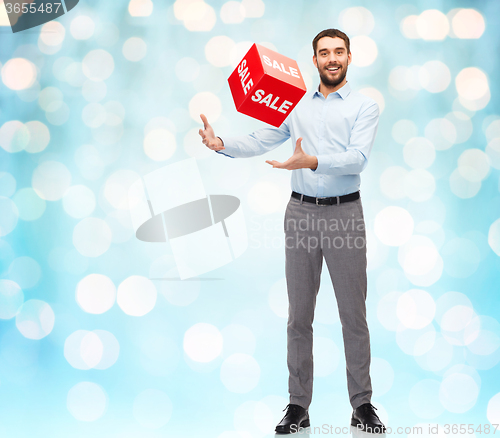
[319,78,347,98]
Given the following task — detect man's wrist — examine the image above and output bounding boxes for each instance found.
[217,136,224,148]
[310,155,318,170]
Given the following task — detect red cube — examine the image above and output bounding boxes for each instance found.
[228,43,307,127]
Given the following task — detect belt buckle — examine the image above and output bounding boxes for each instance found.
[316,197,327,206]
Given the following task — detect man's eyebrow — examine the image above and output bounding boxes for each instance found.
[318,47,345,52]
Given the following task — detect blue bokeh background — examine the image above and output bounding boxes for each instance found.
[1,0,500,436]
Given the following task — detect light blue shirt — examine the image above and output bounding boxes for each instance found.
[217,81,380,197]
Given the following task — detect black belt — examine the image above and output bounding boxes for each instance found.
[291,190,360,206]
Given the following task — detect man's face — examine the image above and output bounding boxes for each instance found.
[313,36,351,88]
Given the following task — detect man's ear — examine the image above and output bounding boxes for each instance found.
[347,52,352,66]
[312,55,318,69]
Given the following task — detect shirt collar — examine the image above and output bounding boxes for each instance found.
[313,81,351,100]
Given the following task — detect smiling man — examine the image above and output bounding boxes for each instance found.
[199,29,385,434]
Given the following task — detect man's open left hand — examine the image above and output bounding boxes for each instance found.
[265,138,318,170]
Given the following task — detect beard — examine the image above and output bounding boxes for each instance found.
[318,63,348,87]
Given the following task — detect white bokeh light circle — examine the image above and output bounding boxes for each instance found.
[1,58,37,90]
[425,118,457,151]
[350,35,378,67]
[15,299,55,340]
[14,188,44,221]
[377,291,403,332]
[400,15,419,39]
[189,91,222,123]
[404,169,436,202]
[70,15,95,40]
[65,330,102,370]
[403,137,435,169]
[457,149,490,182]
[399,235,439,276]
[39,21,65,48]
[32,160,71,201]
[439,372,479,413]
[6,256,41,289]
[452,8,485,39]
[0,171,16,197]
[397,233,441,275]
[380,166,408,199]
[449,168,481,199]
[0,196,19,236]
[371,357,394,396]
[93,330,120,370]
[76,274,116,314]
[242,0,265,18]
[416,9,449,40]
[455,67,489,101]
[143,128,177,161]
[24,121,50,153]
[396,323,436,356]
[65,329,119,370]
[248,181,285,215]
[419,60,451,93]
[67,382,108,422]
[487,393,500,425]
[0,121,29,153]
[359,87,385,113]
[409,379,444,419]
[129,0,153,16]
[313,337,340,377]
[465,315,500,358]
[220,1,245,24]
[133,389,173,429]
[397,289,436,329]
[489,218,500,256]
[82,49,115,81]
[73,218,112,257]
[220,353,260,393]
[205,35,236,67]
[268,278,288,318]
[62,185,96,218]
[122,37,147,62]
[414,333,454,372]
[339,7,375,35]
[440,304,479,346]
[485,138,500,170]
[374,206,414,246]
[0,279,24,320]
[104,169,142,210]
[184,322,223,362]
[117,276,157,317]
[180,1,217,32]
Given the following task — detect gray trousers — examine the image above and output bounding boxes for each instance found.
[284,192,372,410]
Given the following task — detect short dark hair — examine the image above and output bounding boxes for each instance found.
[312,29,350,57]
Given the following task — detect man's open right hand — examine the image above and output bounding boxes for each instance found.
[199,114,225,151]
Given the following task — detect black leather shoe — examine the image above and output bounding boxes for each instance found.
[351,403,386,434]
[275,403,310,434]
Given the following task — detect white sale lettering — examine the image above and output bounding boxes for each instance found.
[251,89,293,114]
[237,59,253,95]
[262,55,301,79]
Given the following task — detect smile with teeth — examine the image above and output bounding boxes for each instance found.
[326,66,340,73]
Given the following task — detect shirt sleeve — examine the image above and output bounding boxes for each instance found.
[312,100,379,175]
[216,120,290,158]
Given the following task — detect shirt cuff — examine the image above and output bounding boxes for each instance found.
[215,150,234,158]
[311,154,332,174]
[216,136,235,158]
